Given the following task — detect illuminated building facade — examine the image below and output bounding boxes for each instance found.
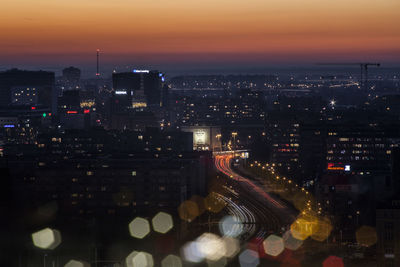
[181,126,221,151]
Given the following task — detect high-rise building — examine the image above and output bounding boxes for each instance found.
[0,69,55,110]
[112,70,164,109]
[62,66,81,90]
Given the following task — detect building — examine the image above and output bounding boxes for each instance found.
[112,70,164,110]
[0,69,55,110]
[181,126,221,151]
[62,66,81,90]
[376,200,400,267]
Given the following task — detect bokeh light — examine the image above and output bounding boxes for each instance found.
[263,234,284,257]
[32,228,62,250]
[129,217,150,239]
[239,249,259,267]
[311,216,332,242]
[190,195,206,215]
[323,256,344,267]
[196,233,226,261]
[204,192,226,213]
[126,251,154,267]
[182,241,204,263]
[221,236,240,258]
[64,260,90,267]
[152,212,173,234]
[207,257,227,267]
[219,215,243,237]
[282,230,303,251]
[290,213,319,241]
[178,200,200,222]
[356,225,377,247]
[161,254,182,267]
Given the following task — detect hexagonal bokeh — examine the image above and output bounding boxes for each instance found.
[126,251,154,267]
[282,230,303,251]
[263,234,284,257]
[204,192,226,213]
[323,256,344,267]
[129,217,151,239]
[64,260,90,267]
[221,236,240,258]
[32,228,62,250]
[152,212,174,234]
[219,215,243,238]
[161,254,182,267]
[356,225,377,247]
[196,233,226,261]
[178,200,200,222]
[238,249,259,267]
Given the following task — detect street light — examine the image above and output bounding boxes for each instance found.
[231,132,238,151]
[215,134,222,152]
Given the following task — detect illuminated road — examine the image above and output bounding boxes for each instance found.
[215,154,296,241]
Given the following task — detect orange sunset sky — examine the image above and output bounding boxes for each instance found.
[1,0,399,67]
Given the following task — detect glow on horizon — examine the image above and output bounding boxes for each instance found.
[0,0,399,64]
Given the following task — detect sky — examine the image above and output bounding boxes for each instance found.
[1,0,399,74]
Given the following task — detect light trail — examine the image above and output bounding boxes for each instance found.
[215,155,285,209]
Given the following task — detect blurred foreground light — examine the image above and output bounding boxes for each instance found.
[129,217,150,239]
[178,200,199,222]
[356,225,377,247]
[196,233,226,261]
[207,257,227,267]
[311,216,332,242]
[219,215,243,237]
[152,212,173,234]
[161,254,182,267]
[262,234,284,257]
[182,241,203,263]
[64,260,90,267]
[221,236,240,258]
[290,213,319,241]
[126,251,154,267]
[204,192,226,213]
[32,228,61,250]
[323,256,344,267]
[282,230,303,251]
[239,249,259,267]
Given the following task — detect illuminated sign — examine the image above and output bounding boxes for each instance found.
[194,130,207,145]
[327,163,344,171]
[83,109,90,114]
[344,165,351,171]
[4,124,15,128]
[31,106,36,110]
[67,111,78,114]
[133,70,150,73]
[115,90,127,95]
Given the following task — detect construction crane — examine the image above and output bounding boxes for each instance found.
[317,62,380,92]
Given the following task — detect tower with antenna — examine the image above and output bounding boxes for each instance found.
[96,49,100,77]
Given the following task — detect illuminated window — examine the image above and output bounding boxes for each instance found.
[86,171,94,176]
[132,171,137,176]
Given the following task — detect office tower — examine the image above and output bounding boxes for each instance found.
[62,66,81,90]
[0,69,55,109]
[112,70,164,109]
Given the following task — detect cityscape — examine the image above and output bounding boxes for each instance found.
[1,0,400,267]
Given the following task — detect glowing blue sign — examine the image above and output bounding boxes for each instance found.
[4,124,15,128]
[133,69,150,73]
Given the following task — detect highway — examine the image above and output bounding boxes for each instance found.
[214,154,297,242]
